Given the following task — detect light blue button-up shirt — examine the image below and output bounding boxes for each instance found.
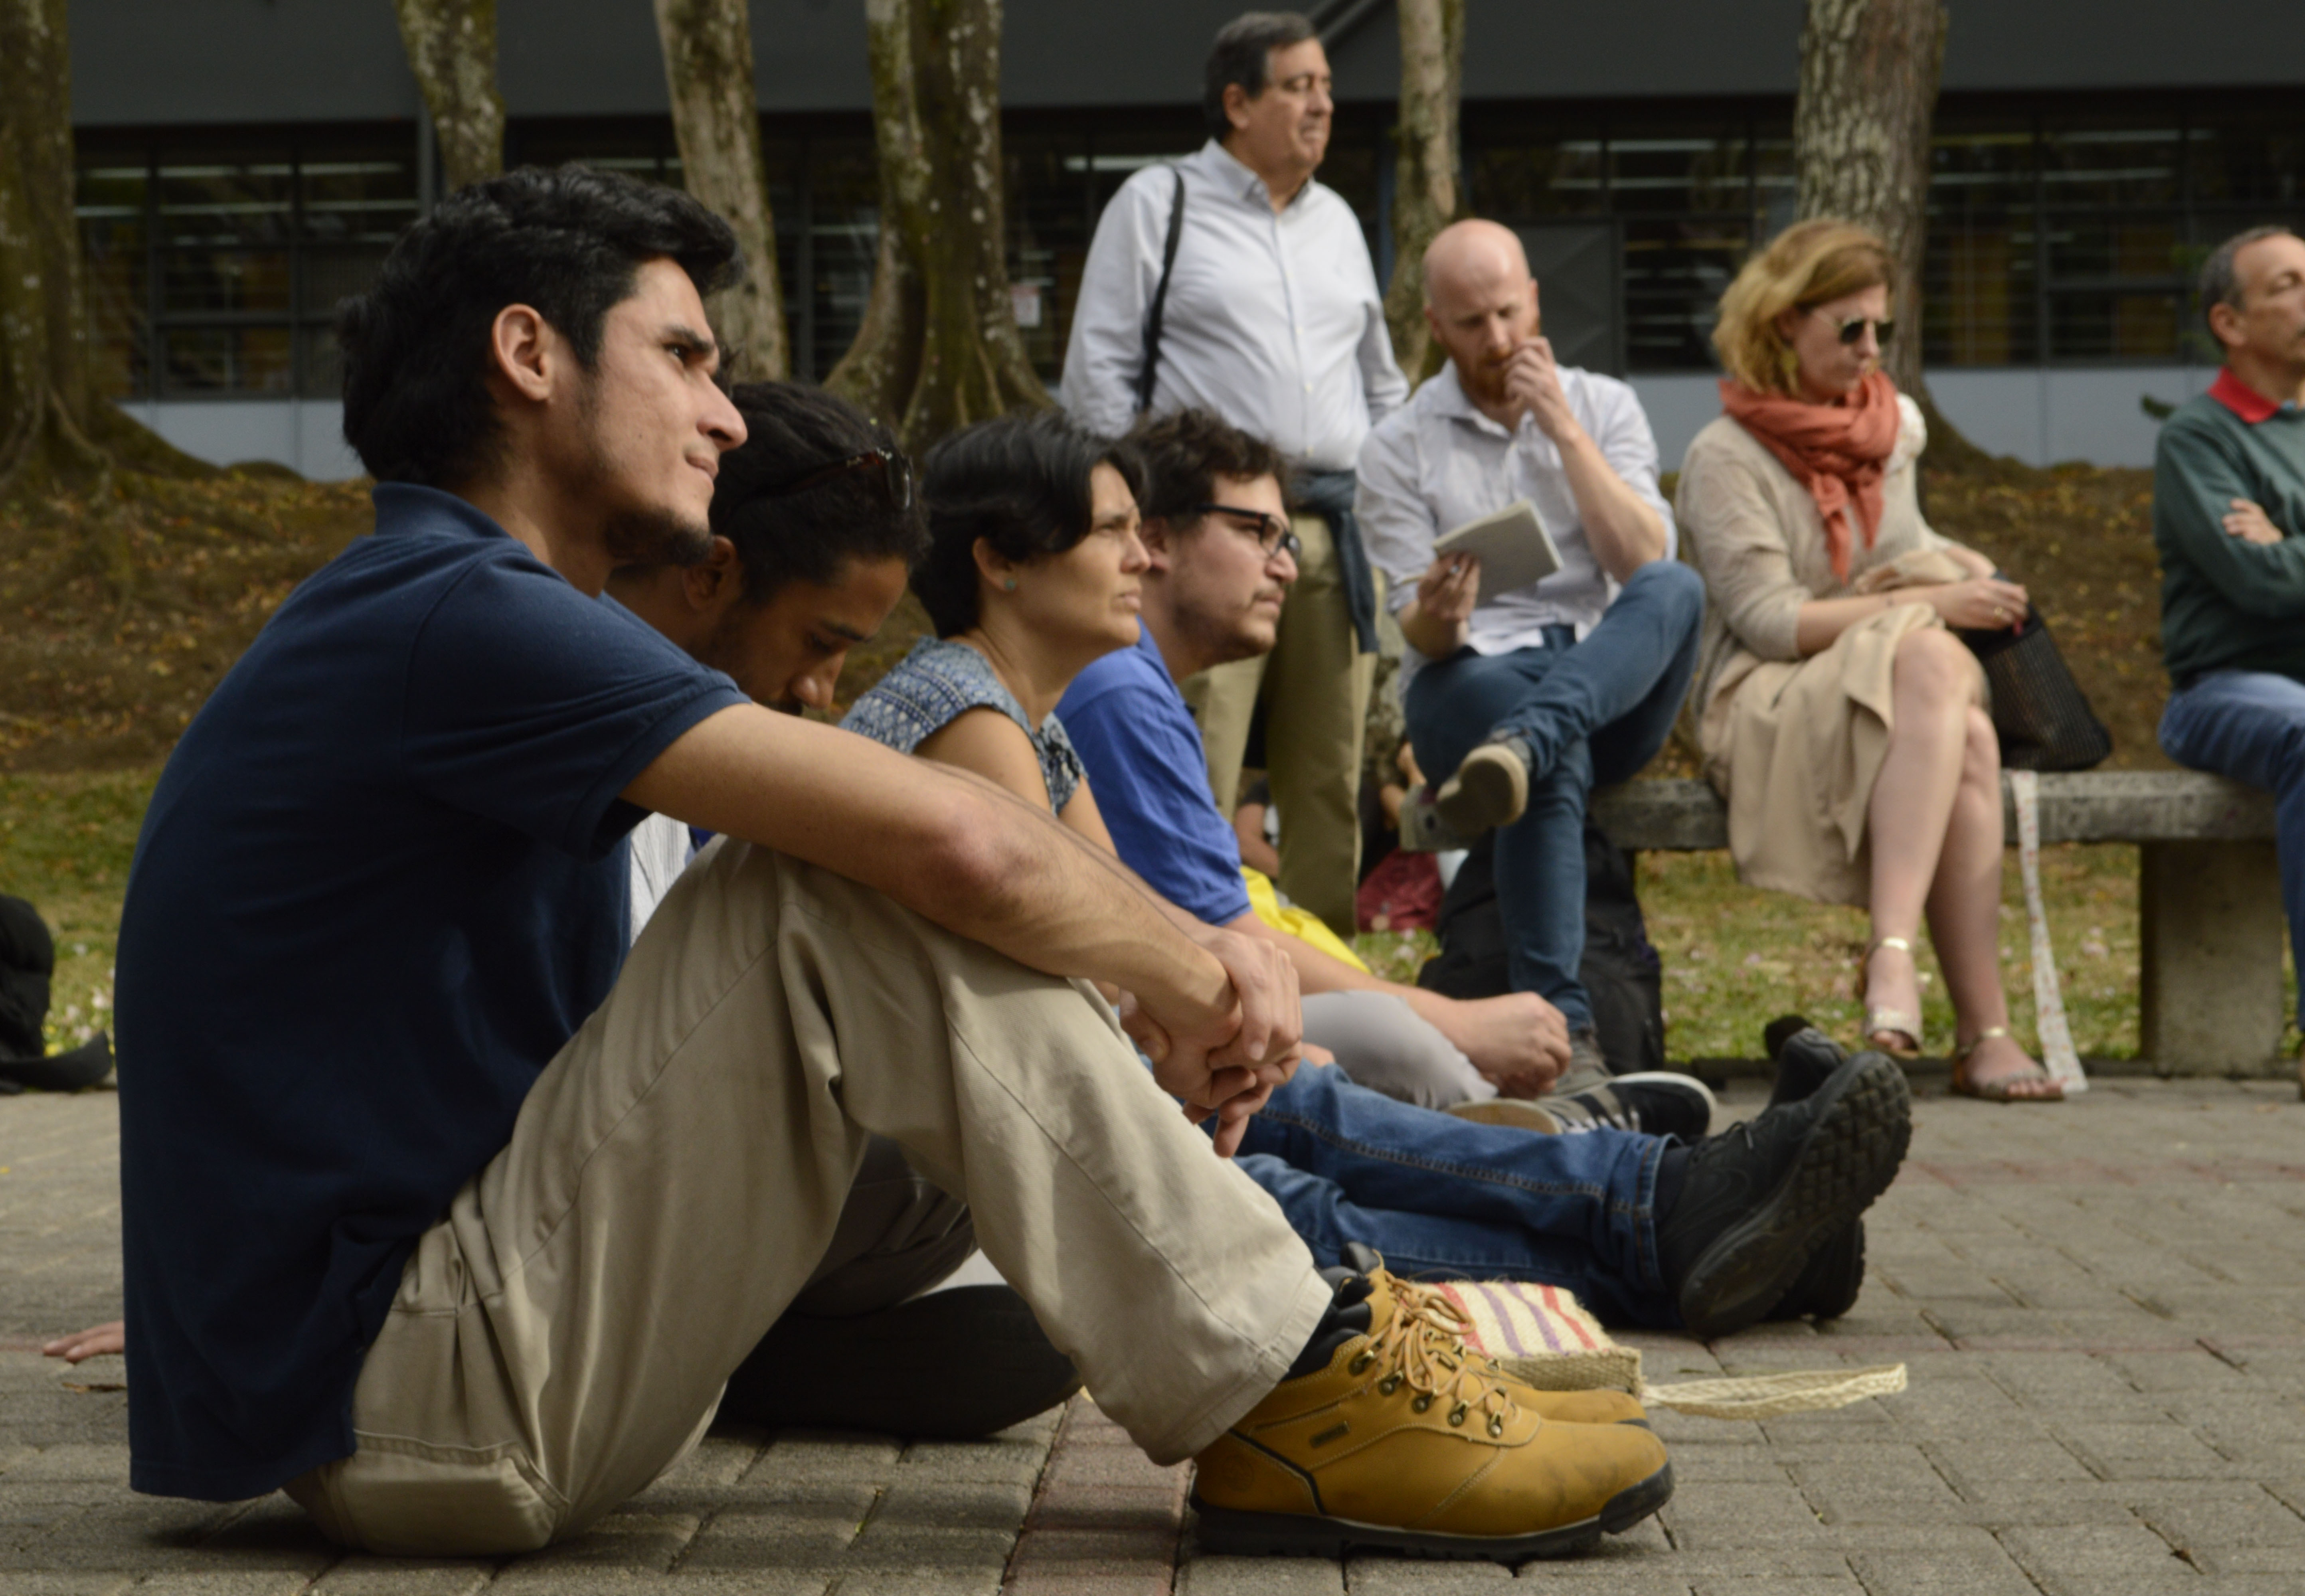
[1356,361,1676,688]
[1060,139,1408,471]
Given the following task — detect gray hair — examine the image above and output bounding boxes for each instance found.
[1203,12,1315,140]
[2200,225,2298,335]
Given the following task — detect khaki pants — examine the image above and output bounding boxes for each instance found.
[286,836,1330,1556]
[1183,511,1376,938]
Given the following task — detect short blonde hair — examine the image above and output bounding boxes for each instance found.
[1712,220,1895,395]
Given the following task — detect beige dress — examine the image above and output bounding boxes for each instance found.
[1675,395,1984,905]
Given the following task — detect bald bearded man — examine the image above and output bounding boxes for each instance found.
[1356,220,1704,1090]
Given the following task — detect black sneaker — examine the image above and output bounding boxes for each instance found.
[0,1033,113,1093]
[1764,1019,1852,1110]
[1549,1073,1718,1142]
[1765,1220,1867,1322]
[1657,1051,1911,1339]
[717,1285,1082,1439]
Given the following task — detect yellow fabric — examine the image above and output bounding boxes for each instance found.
[1242,866,1367,972]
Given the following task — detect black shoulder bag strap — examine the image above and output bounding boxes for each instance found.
[1133,166,1188,415]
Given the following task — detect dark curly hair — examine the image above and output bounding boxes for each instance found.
[711,381,929,602]
[914,411,1144,638]
[337,164,742,488]
[1124,407,1288,528]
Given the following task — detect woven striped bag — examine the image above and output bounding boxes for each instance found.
[1427,1280,1906,1420]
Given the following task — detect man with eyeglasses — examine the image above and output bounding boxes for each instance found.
[1058,408,1710,1134]
[1061,9,1407,942]
[1357,220,1706,1096]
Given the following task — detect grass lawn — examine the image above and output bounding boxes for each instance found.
[7,764,2264,1070]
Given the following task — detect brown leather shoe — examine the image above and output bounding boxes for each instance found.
[1192,1271,1672,1561]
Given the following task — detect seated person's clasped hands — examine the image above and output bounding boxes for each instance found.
[1677,219,2056,1102]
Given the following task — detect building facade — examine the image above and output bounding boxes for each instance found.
[68,0,2305,478]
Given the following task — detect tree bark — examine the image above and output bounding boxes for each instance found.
[826,0,1046,455]
[1792,0,1946,404]
[0,0,104,494]
[1382,0,1464,387]
[654,0,789,381]
[393,0,505,195]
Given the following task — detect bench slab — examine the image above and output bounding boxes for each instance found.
[1585,772,2286,1077]
[1589,772,2275,852]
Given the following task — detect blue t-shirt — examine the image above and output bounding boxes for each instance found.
[1056,629,1253,925]
[840,637,1088,814]
[115,484,747,1502]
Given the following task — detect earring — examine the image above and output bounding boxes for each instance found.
[1004,578,1018,591]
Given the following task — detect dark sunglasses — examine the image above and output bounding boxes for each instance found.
[756,446,914,511]
[1815,310,1896,348]
[1194,502,1301,560]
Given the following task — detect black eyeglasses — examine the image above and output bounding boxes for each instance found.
[1194,502,1301,559]
[1814,310,1896,348]
[756,447,914,511]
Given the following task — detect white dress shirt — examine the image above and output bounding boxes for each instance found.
[1061,140,1408,470]
[1356,361,1676,687]
[626,811,696,943]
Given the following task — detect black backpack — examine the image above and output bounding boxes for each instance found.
[1415,821,1666,1075]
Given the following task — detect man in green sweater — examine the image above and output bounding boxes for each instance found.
[2154,224,2305,1057]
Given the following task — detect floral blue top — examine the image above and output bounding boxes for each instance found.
[840,636,1087,814]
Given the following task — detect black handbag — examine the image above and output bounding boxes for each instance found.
[1955,603,2113,772]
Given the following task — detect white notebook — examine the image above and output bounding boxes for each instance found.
[1431,498,1563,598]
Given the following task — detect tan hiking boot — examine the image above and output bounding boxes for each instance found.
[1192,1270,1672,1561]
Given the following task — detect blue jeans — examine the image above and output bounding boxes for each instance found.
[1404,561,1705,1026]
[1231,1062,1676,1328]
[2159,669,2305,1023]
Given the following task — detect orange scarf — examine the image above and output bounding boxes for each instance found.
[1721,371,1901,581]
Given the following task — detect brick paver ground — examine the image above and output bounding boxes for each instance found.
[6,1075,2305,1593]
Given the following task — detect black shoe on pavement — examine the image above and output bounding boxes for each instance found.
[717,1284,1083,1440]
[1549,1073,1718,1142]
[1765,1219,1867,1322]
[1764,1018,1852,1110]
[0,1033,114,1094]
[1657,1051,1911,1339]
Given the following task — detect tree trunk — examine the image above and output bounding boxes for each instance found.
[1792,0,1945,405]
[826,0,1046,456]
[654,0,789,382]
[0,0,105,494]
[1382,0,1464,387]
[393,0,505,195]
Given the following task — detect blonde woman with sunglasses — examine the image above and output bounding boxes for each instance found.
[1675,220,2058,1102]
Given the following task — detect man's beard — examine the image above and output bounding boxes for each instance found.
[1176,594,1282,669]
[602,505,714,567]
[1463,356,1512,406]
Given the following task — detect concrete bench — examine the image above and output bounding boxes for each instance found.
[1585,772,2284,1076]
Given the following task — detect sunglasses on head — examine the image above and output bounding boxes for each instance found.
[1812,309,1896,348]
[756,446,914,511]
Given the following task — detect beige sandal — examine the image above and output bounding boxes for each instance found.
[1856,937,1922,1059]
[1952,1027,2064,1102]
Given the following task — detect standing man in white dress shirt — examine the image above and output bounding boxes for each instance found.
[1358,220,1705,1089]
[1062,10,1408,938]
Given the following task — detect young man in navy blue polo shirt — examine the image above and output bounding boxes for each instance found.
[112,166,1329,1555]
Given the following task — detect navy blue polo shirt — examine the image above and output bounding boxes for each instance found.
[114,484,747,1502]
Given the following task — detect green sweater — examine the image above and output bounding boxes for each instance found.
[2155,387,2305,685]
